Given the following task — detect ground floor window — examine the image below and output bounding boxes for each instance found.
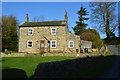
[68,41,74,48]
[27,40,33,48]
[51,40,56,48]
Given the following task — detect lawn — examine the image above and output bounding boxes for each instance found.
[35,55,116,79]
[1,55,115,79]
[1,56,75,79]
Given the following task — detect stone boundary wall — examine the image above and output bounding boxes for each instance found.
[1,53,27,57]
[1,52,103,57]
[43,53,103,57]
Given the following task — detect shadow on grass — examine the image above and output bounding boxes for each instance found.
[34,55,116,79]
[2,68,28,80]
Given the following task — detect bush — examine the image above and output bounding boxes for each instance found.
[80,29,103,48]
[4,50,12,54]
[92,39,103,48]
[80,32,99,41]
[39,51,46,56]
[116,44,120,49]
[103,37,120,45]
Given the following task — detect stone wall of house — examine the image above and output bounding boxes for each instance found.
[19,25,81,53]
[66,32,81,53]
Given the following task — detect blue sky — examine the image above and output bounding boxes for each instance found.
[2,2,119,39]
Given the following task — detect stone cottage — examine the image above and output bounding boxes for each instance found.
[18,11,81,53]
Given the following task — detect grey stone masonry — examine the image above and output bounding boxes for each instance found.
[19,16,81,53]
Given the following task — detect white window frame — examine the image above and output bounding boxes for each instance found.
[27,40,33,48]
[68,41,74,48]
[50,40,57,48]
[51,28,56,35]
[28,28,33,35]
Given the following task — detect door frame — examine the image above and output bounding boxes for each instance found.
[40,40,45,52]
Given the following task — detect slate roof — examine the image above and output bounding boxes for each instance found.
[19,20,66,27]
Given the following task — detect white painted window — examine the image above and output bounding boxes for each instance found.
[51,40,56,48]
[27,40,33,48]
[68,41,74,48]
[28,28,33,35]
[51,28,56,35]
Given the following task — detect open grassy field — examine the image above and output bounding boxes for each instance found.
[1,55,115,79]
[1,56,75,79]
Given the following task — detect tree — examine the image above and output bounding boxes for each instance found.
[80,29,103,48]
[89,2,117,39]
[73,5,89,35]
[2,15,18,51]
[0,17,2,52]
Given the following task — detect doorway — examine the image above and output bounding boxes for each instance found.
[40,40,45,52]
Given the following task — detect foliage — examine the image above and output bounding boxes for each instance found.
[4,50,13,54]
[2,15,18,51]
[80,29,103,48]
[116,44,120,49]
[103,37,120,45]
[82,29,100,37]
[89,2,117,39]
[92,39,103,48]
[73,5,89,35]
[104,52,113,56]
[39,51,46,56]
[80,32,98,41]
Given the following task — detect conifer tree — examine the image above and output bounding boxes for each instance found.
[73,5,89,35]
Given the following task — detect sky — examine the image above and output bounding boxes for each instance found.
[2,2,119,39]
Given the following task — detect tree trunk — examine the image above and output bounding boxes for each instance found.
[105,5,111,39]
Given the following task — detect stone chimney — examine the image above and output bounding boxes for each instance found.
[25,13,29,22]
[64,10,68,22]
[64,10,69,31]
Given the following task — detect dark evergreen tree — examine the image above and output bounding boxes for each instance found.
[73,5,89,35]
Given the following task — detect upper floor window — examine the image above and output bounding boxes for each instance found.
[51,28,56,35]
[51,40,56,48]
[27,40,33,48]
[28,28,33,35]
[68,41,74,48]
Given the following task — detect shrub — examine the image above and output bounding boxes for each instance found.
[39,51,46,56]
[103,37,120,45]
[116,44,120,49]
[80,32,99,41]
[80,29,103,48]
[4,50,12,54]
[92,39,103,48]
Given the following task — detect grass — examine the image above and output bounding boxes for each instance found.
[104,52,113,56]
[35,55,116,79]
[116,44,120,49]
[1,55,115,79]
[1,56,75,78]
